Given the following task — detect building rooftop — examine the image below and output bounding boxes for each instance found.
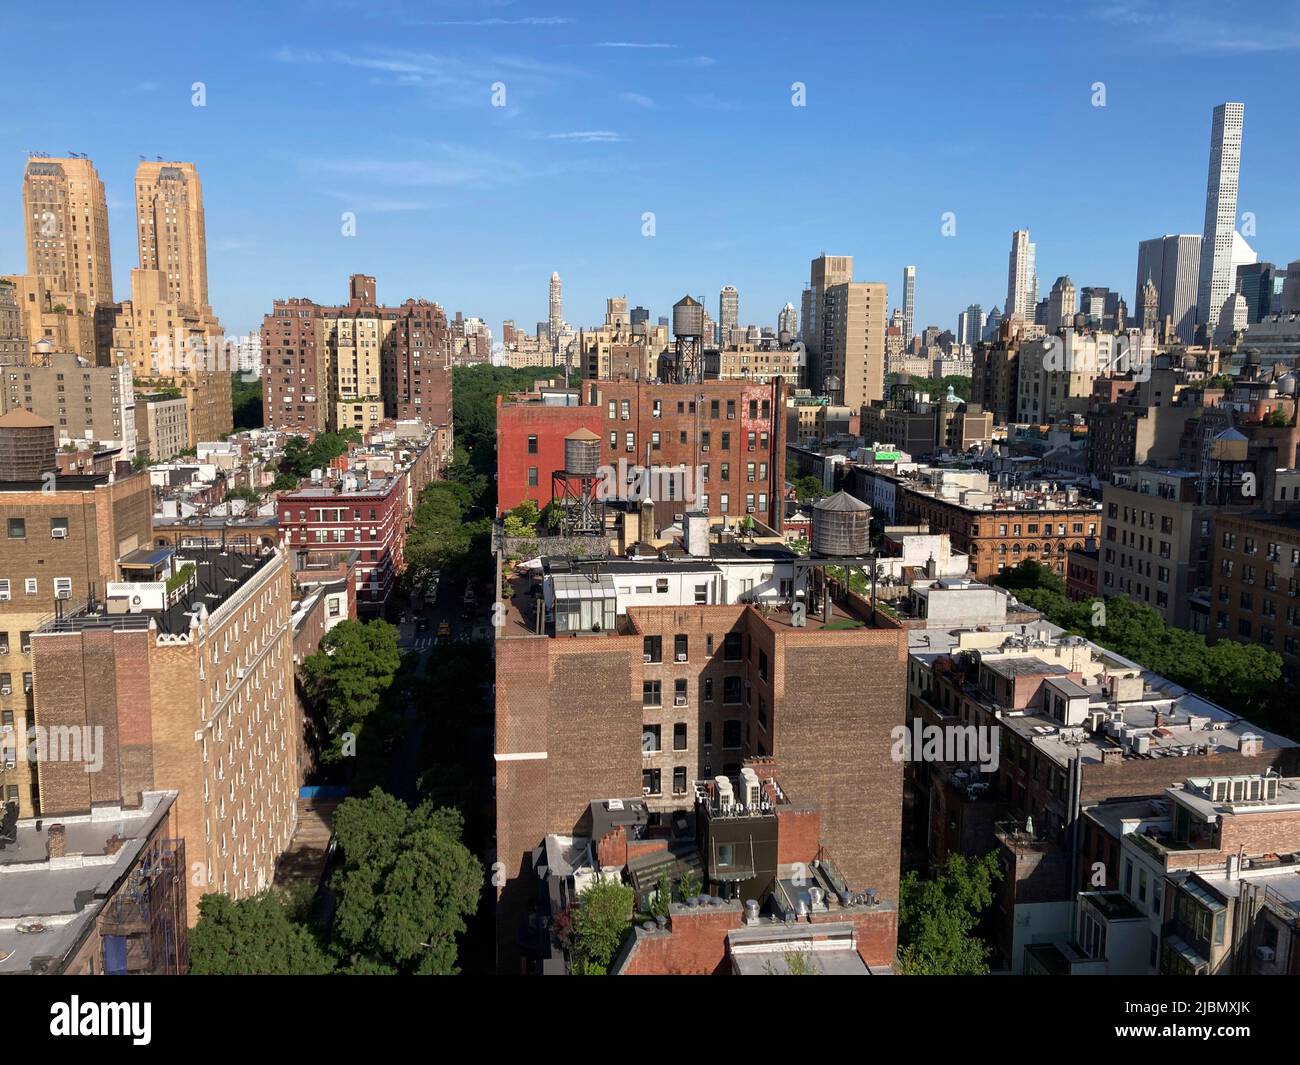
[0,792,177,974]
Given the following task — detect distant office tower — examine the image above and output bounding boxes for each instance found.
[134,161,211,311]
[819,280,887,408]
[719,285,739,339]
[802,254,854,383]
[1235,262,1277,323]
[1005,230,1037,322]
[982,306,1003,342]
[1279,261,1300,316]
[22,156,114,306]
[961,304,984,346]
[1136,235,1203,345]
[1197,102,1245,338]
[778,301,797,338]
[630,305,649,328]
[1046,277,1076,330]
[901,265,916,345]
[548,271,563,349]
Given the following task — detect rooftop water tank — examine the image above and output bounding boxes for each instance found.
[811,490,871,557]
[563,428,601,475]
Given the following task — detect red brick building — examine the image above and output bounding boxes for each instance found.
[261,274,452,433]
[496,379,786,529]
[494,560,907,972]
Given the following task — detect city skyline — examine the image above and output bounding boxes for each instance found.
[2,1,1298,339]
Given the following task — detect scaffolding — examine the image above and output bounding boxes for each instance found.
[98,836,188,975]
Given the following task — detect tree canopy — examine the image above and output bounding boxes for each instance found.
[281,429,361,478]
[330,789,482,974]
[567,877,634,975]
[189,891,334,975]
[897,851,1001,975]
[301,619,402,761]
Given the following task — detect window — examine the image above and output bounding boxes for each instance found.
[673,722,687,751]
[527,435,538,454]
[642,680,661,706]
[6,518,24,539]
[722,719,743,749]
[674,678,688,706]
[24,579,37,596]
[527,466,538,487]
[50,517,69,536]
[643,635,661,663]
[53,578,71,600]
[643,769,661,795]
[674,634,688,661]
[723,676,743,704]
[723,632,742,661]
[703,677,714,702]
[642,724,661,753]
[0,580,8,602]
[673,767,687,795]
[694,583,708,604]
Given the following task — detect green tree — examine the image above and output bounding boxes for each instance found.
[897,852,1001,975]
[231,373,263,430]
[330,789,482,974]
[301,619,401,761]
[794,475,827,502]
[569,877,634,974]
[225,484,259,504]
[503,498,540,538]
[189,891,334,975]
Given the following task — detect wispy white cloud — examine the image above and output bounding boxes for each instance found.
[272,46,578,108]
[543,130,627,143]
[619,91,656,109]
[417,16,574,26]
[1091,1,1300,51]
[133,80,160,92]
[595,41,675,49]
[675,55,715,67]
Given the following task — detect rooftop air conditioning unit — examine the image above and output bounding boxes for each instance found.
[50,528,67,539]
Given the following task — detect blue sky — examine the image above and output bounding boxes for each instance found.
[2,0,1298,340]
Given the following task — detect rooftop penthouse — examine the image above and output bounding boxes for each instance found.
[36,544,278,638]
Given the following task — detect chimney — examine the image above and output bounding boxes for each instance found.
[1240,732,1263,757]
[685,511,710,558]
[638,498,655,544]
[46,823,66,860]
[1099,747,1124,766]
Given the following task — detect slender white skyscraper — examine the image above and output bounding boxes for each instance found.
[777,302,797,338]
[548,271,563,351]
[1006,230,1037,322]
[1196,102,1244,338]
[901,265,916,346]
[719,285,739,340]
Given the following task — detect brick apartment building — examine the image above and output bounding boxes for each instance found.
[0,411,153,817]
[1099,468,1217,628]
[1209,511,1300,683]
[496,378,786,531]
[494,540,907,972]
[891,471,1101,580]
[29,544,301,924]
[261,274,452,434]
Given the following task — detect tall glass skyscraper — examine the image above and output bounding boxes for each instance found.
[1196,102,1245,338]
